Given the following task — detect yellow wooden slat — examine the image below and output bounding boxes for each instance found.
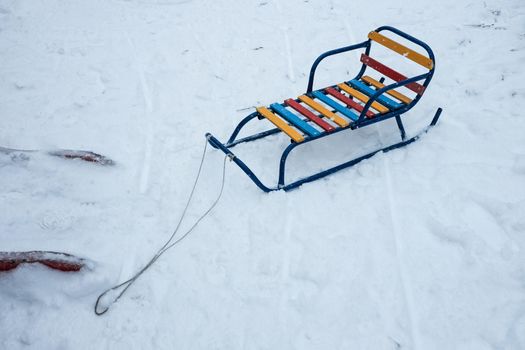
[337,83,390,114]
[256,107,304,143]
[368,31,434,70]
[361,75,413,105]
[297,95,349,128]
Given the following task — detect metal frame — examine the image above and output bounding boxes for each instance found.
[206,26,443,192]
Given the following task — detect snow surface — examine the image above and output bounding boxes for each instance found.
[1,0,525,349]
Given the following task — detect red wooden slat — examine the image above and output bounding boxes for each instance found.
[284,99,335,132]
[325,87,375,118]
[360,54,426,95]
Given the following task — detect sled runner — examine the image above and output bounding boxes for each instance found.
[206,26,442,192]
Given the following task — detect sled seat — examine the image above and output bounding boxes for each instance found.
[206,26,442,192]
[253,74,413,144]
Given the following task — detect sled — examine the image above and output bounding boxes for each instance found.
[206,26,442,192]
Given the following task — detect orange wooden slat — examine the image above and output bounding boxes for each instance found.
[297,95,349,127]
[368,31,434,70]
[337,83,389,114]
[361,75,413,104]
[256,107,304,143]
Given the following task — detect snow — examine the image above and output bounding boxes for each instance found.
[1,0,525,348]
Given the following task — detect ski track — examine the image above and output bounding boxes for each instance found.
[123,30,155,195]
[278,196,293,348]
[374,87,419,346]
[274,8,295,344]
[382,154,420,349]
[338,8,416,345]
[283,31,296,84]
[275,0,296,88]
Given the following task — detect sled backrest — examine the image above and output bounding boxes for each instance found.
[360,27,435,99]
[307,27,435,111]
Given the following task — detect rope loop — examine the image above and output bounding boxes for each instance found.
[94,138,227,315]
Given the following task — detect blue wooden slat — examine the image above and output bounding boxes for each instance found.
[311,91,359,121]
[270,103,321,137]
[349,80,403,110]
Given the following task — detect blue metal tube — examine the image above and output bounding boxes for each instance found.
[280,131,422,191]
[278,142,298,187]
[206,133,275,192]
[395,116,406,140]
[357,72,430,122]
[226,128,281,148]
[226,112,259,145]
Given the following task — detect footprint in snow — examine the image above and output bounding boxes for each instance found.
[39,211,75,232]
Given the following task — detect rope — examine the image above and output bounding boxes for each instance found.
[94,139,227,315]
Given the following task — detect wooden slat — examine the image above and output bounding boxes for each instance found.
[284,99,335,132]
[361,54,426,95]
[270,103,321,137]
[311,91,359,121]
[368,31,434,69]
[337,83,390,113]
[361,75,413,104]
[297,95,349,128]
[325,87,375,118]
[349,80,404,110]
[256,107,304,143]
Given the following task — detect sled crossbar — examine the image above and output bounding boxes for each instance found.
[206,26,441,192]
